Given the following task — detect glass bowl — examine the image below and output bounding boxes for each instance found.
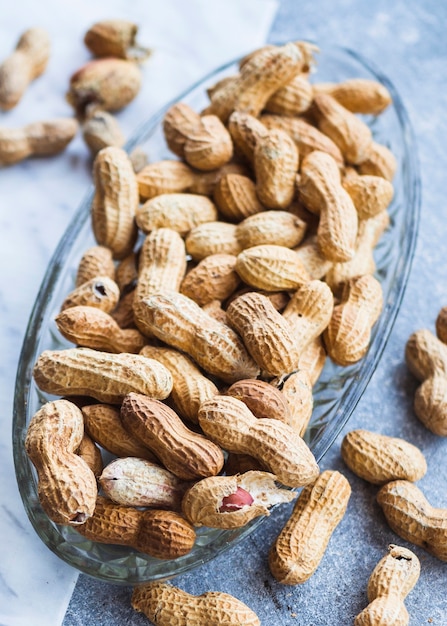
[13,43,420,584]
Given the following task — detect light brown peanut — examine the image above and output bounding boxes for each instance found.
[235,244,310,291]
[0,119,78,166]
[91,146,139,259]
[180,253,240,306]
[133,290,259,383]
[294,235,333,281]
[75,245,115,287]
[60,276,120,313]
[77,433,103,477]
[182,470,296,529]
[84,20,151,61]
[213,172,264,221]
[236,209,307,250]
[81,403,157,461]
[297,150,358,262]
[227,110,268,165]
[272,370,314,436]
[137,160,196,200]
[0,28,50,110]
[120,393,225,480]
[136,193,218,235]
[343,174,394,220]
[377,480,447,561]
[55,305,146,353]
[131,582,260,626]
[324,274,383,366]
[313,78,392,115]
[198,395,319,488]
[33,347,173,404]
[265,73,313,116]
[25,399,97,525]
[99,457,189,509]
[185,221,241,261]
[358,141,397,181]
[140,345,219,424]
[405,328,447,435]
[82,109,126,156]
[354,544,420,626]
[269,470,351,584]
[226,292,300,377]
[77,496,196,560]
[227,378,292,424]
[66,58,142,117]
[341,429,427,485]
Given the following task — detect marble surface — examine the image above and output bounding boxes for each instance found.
[3,0,447,625]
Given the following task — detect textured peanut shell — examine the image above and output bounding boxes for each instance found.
[213,173,264,221]
[55,305,146,353]
[297,336,327,386]
[77,497,196,560]
[183,115,233,171]
[227,378,292,423]
[341,429,427,485]
[99,457,188,509]
[294,235,333,281]
[180,254,240,306]
[236,245,310,291]
[0,28,50,110]
[136,193,217,235]
[324,275,383,366]
[343,174,394,220]
[134,290,259,383]
[81,403,157,461]
[226,292,300,377]
[254,128,299,210]
[182,471,296,528]
[163,102,201,157]
[314,78,392,115]
[132,582,260,626]
[265,73,313,116]
[0,118,78,166]
[77,433,104,477]
[272,370,314,436]
[358,141,397,181]
[82,109,125,155]
[140,345,219,424]
[84,20,151,61]
[236,210,306,250]
[60,276,120,313]
[189,162,249,197]
[185,221,241,261]
[354,544,420,626]
[198,395,319,488]
[377,480,447,561]
[33,347,173,404]
[92,146,139,259]
[227,111,268,164]
[75,245,115,287]
[269,470,351,584]
[25,399,97,525]
[137,160,196,200]
[121,393,225,481]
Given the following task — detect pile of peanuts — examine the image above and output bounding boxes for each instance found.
[12,23,447,625]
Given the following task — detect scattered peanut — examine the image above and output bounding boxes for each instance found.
[84,19,151,62]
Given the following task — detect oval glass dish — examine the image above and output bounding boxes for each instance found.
[13,43,420,584]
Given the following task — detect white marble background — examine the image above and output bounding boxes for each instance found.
[0,1,278,624]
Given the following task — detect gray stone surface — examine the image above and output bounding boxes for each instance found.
[63,1,447,624]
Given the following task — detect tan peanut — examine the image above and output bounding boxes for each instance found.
[354,544,420,626]
[341,429,427,485]
[25,399,97,525]
[0,118,78,166]
[77,496,196,560]
[66,58,142,117]
[343,174,394,220]
[297,150,358,262]
[294,235,333,281]
[358,141,397,181]
[136,193,218,235]
[180,253,240,306]
[377,480,447,561]
[184,114,234,171]
[99,457,189,509]
[198,395,319,488]
[261,113,344,167]
[81,403,157,461]
[226,291,300,377]
[313,78,392,115]
[0,28,50,110]
[227,378,292,424]
[254,128,299,209]
[236,209,306,250]
[91,146,139,259]
[140,345,219,424]
[188,161,249,197]
[297,335,327,385]
[60,276,120,313]
[311,93,373,164]
[82,109,125,156]
[84,20,151,61]
[77,433,103,477]
[185,221,241,261]
[137,160,196,200]
[405,328,447,435]
[182,470,296,529]
[75,245,115,287]
[324,274,383,366]
[120,393,225,480]
[227,110,268,166]
[269,470,351,584]
[33,347,173,404]
[235,244,310,291]
[55,305,146,353]
[133,291,259,383]
[131,582,260,626]
[205,42,304,122]
[265,73,313,116]
[213,173,264,221]
[272,370,314,436]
